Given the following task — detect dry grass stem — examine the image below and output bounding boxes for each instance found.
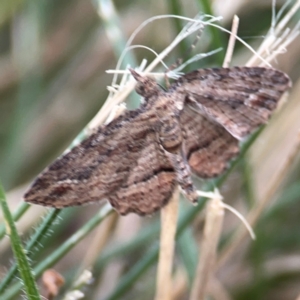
[88,15,207,132]
[155,187,179,300]
[190,195,225,300]
[223,15,239,68]
[208,277,232,300]
[222,203,255,240]
[247,0,300,66]
[217,131,300,269]
[87,79,136,131]
[171,268,188,300]
[78,212,118,272]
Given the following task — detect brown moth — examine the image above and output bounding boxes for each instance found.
[24,67,291,215]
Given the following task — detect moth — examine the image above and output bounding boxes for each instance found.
[24,67,291,215]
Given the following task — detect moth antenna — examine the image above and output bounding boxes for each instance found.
[167,26,204,73]
[164,26,204,89]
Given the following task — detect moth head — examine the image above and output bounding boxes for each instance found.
[129,68,159,98]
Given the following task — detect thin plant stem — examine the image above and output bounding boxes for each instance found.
[0,182,41,300]
[190,196,224,300]
[0,208,61,294]
[223,15,239,68]
[1,203,113,300]
[155,187,179,300]
[217,132,300,269]
[0,202,30,240]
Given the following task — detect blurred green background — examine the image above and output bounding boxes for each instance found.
[0,0,300,299]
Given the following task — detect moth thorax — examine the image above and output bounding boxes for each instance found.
[159,117,182,153]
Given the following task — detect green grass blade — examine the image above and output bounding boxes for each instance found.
[0,182,41,300]
[1,203,113,300]
[0,208,61,294]
[0,202,30,240]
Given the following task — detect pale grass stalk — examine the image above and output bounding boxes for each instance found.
[190,195,225,300]
[88,15,205,131]
[272,0,300,37]
[123,14,221,54]
[259,27,299,66]
[198,190,255,240]
[217,132,300,269]
[247,0,300,66]
[107,48,223,79]
[87,77,136,131]
[116,14,218,77]
[104,103,127,125]
[222,203,255,240]
[131,15,270,68]
[171,268,188,300]
[77,212,118,272]
[223,15,239,68]
[88,59,148,131]
[155,187,179,300]
[208,277,232,300]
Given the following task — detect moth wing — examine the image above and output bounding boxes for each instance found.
[180,105,239,178]
[175,67,291,140]
[108,131,176,215]
[24,109,176,215]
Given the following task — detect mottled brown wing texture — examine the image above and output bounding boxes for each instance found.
[180,105,239,178]
[175,67,291,140]
[24,66,291,216]
[108,131,176,215]
[24,109,176,215]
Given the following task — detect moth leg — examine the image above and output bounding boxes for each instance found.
[164,150,198,203]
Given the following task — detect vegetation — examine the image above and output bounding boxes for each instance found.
[0,0,299,299]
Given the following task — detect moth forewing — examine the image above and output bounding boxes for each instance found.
[24,67,291,215]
